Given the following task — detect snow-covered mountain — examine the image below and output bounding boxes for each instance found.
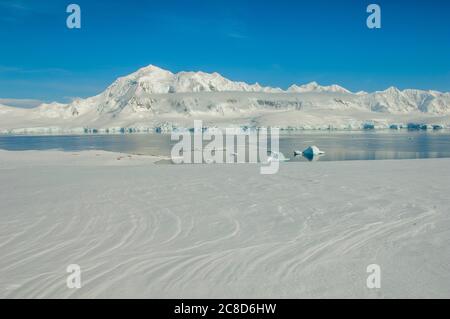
[48,65,450,116]
[1,65,450,133]
[362,87,450,114]
[288,82,351,94]
[103,64,282,95]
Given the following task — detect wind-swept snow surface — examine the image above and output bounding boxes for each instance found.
[0,150,449,298]
[1,65,450,133]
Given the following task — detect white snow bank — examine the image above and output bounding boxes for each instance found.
[0,151,449,298]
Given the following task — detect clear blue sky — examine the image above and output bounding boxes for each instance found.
[0,0,449,103]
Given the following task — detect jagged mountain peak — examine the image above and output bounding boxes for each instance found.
[288,81,351,94]
[135,64,172,74]
[383,86,402,94]
[104,65,282,96]
[306,81,320,87]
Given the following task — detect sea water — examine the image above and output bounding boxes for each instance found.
[1,131,450,162]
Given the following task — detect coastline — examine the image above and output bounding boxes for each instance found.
[1,125,449,136]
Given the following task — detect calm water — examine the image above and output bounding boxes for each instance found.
[1,131,450,162]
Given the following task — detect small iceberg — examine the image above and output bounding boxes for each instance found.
[432,124,444,130]
[267,151,289,162]
[363,122,375,130]
[389,124,402,130]
[294,145,325,161]
[294,145,325,156]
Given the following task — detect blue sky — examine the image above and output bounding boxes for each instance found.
[0,0,449,104]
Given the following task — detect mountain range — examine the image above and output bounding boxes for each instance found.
[1,65,449,133]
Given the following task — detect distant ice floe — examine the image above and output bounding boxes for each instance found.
[267,151,289,162]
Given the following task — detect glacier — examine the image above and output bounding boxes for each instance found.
[1,65,450,134]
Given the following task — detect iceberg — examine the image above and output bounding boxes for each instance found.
[295,145,325,161]
[297,145,325,157]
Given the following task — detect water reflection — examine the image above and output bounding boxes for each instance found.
[1,131,450,162]
[296,152,325,162]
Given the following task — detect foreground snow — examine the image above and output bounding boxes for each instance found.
[0,150,449,298]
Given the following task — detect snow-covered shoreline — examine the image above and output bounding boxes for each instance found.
[1,150,449,298]
[1,127,449,136]
[1,108,449,135]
